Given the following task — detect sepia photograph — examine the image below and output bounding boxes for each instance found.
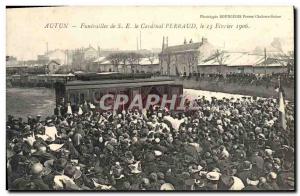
[5,6,295,191]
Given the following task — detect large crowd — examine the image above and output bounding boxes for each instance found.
[183,73,294,88]
[6,95,294,191]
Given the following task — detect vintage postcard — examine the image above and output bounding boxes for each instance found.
[6,6,294,191]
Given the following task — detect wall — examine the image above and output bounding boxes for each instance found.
[177,78,294,101]
[137,64,160,73]
[88,63,116,72]
[197,65,288,75]
[197,65,228,74]
[160,52,197,76]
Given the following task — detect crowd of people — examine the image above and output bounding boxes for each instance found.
[6,95,294,191]
[182,73,294,88]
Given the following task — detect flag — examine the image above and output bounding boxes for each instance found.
[78,106,83,115]
[67,105,72,114]
[278,77,287,130]
[163,115,185,131]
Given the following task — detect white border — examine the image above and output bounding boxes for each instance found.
[1,1,299,196]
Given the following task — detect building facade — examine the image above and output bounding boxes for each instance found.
[159,37,216,76]
[84,46,99,60]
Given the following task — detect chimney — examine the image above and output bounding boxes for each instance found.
[162,36,165,51]
[264,48,267,62]
[166,37,168,47]
[140,30,142,50]
[97,46,101,57]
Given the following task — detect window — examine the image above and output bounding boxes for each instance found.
[69,92,79,105]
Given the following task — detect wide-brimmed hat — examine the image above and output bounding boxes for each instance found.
[189,164,203,173]
[154,150,163,156]
[206,171,221,181]
[265,149,274,157]
[160,183,175,190]
[242,161,252,171]
[267,172,277,180]
[128,161,142,174]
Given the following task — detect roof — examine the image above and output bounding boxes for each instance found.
[199,52,265,66]
[93,57,159,65]
[65,78,178,90]
[84,46,97,52]
[96,72,119,75]
[139,58,159,65]
[162,40,216,62]
[93,56,112,64]
[93,56,106,63]
[163,42,202,53]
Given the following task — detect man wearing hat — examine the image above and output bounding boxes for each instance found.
[277,161,295,190]
[206,171,221,190]
[43,158,68,189]
[148,172,161,190]
[266,172,279,190]
[258,177,273,190]
[36,115,42,122]
[11,162,49,190]
[243,173,259,190]
[237,160,253,185]
[250,151,264,174]
[63,164,81,190]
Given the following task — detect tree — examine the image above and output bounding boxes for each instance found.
[72,49,85,71]
[107,52,143,73]
[211,50,228,65]
[186,52,198,76]
[106,53,123,72]
[127,52,143,73]
[146,53,156,65]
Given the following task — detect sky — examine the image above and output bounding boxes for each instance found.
[6,6,294,60]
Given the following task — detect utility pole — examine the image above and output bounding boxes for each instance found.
[139,30,142,50]
[264,48,267,75]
